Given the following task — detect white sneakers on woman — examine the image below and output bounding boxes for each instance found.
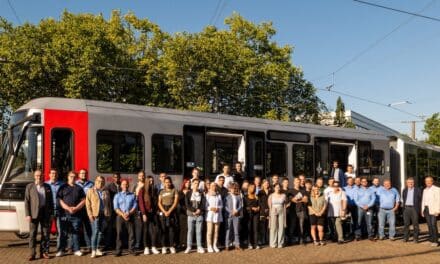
[144,247,150,255]
[197,247,205,254]
[213,245,220,253]
[207,246,214,253]
[151,247,160,254]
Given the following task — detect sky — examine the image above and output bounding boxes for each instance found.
[1,0,439,139]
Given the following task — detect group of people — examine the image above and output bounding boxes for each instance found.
[24,161,440,261]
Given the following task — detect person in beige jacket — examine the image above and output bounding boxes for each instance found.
[86,176,112,258]
[421,176,440,247]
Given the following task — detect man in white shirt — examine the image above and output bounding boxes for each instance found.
[215,164,234,189]
[421,176,440,247]
[345,165,356,179]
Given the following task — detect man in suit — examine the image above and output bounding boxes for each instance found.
[401,177,422,243]
[421,176,440,247]
[25,169,54,261]
[330,161,346,187]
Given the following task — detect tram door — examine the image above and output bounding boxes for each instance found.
[246,131,265,180]
[183,126,205,178]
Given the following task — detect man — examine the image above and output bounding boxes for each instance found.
[282,178,294,244]
[76,169,94,251]
[377,179,400,240]
[324,178,335,199]
[215,164,234,189]
[189,167,205,192]
[330,161,346,187]
[298,174,306,190]
[345,165,356,179]
[216,175,229,200]
[45,169,64,254]
[327,181,347,244]
[132,171,146,250]
[354,177,361,188]
[421,176,440,247]
[271,174,280,188]
[233,162,246,186]
[401,177,422,243]
[316,177,325,194]
[354,177,375,241]
[156,172,167,191]
[57,171,86,257]
[343,177,358,239]
[104,172,121,250]
[289,177,308,245]
[114,179,138,256]
[369,177,382,238]
[254,176,262,195]
[216,175,228,247]
[25,170,54,261]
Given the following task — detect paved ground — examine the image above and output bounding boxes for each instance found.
[0,224,439,263]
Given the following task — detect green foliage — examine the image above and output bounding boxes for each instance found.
[0,11,324,122]
[424,113,440,146]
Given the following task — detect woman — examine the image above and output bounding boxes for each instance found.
[258,179,271,246]
[225,182,243,251]
[184,179,206,254]
[85,176,111,258]
[205,182,223,253]
[268,183,287,248]
[308,185,327,246]
[178,179,190,250]
[244,183,260,249]
[158,176,179,254]
[138,175,160,255]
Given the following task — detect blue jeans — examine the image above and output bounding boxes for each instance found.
[378,208,396,238]
[356,207,373,238]
[55,212,63,252]
[91,216,106,250]
[60,214,82,252]
[187,215,204,249]
[225,217,240,247]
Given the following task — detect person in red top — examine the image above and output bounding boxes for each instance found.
[138,175,160,255]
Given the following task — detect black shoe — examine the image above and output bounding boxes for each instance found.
[337,240,344,245]
[114,251,122,257]
[130,251,138,256]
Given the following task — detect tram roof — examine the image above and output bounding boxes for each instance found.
[20,97,391,140]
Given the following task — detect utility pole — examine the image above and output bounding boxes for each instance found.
[401,119,425,140]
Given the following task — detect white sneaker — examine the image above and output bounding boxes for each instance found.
[197,247,205,254]
[170,247,176,254]
[184,247,191,254]
[55,251,64,257]
[213,246,220,253]
[90,250,96,258]
[144,247,150,255]
[207,246,214,253]
[96,249,104,256]
[151,247,160,255]
[74,250,83,257]
[248,245,253,249]
[161,247,167,254]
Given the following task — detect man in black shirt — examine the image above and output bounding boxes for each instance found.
[57,171,86,257]
[104,172,121,250]
[288,177,308,245]
[233,162,246,186]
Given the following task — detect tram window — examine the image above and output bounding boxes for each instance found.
[266,142,286,177]
[97,130,144,174]
[405,144,418,184]
[358,141,371,176]
[51,129,73,181]
[371,150,385,175]
[151,134,182,174]
[293,144,314,178]
[417,148,429,181]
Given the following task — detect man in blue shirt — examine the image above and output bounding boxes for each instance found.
[343,177,358,239]
[377,179,400,240]
[354,177,376,241]
[369,177,382,238]
[113,179,137,257]
[76,169,94,251]
[45,169,64,255]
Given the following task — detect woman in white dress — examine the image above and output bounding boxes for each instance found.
[205,182,223,253]
[268,183,287,248]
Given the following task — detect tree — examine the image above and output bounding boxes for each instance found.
[0,11,324,123]
[0,99,11,132]
[333,96,355,128]
[424,113,440,146]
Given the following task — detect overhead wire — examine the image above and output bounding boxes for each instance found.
[6,0,22,24]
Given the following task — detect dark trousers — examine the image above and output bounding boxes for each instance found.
[285,208,296,243]
[115,215,135,253]
[345,204,358,237]
[259,217,269,245]
[134,213,143,249]
[59,214,82,252]
[294,211,306,242]
[80,212,92,248]
[178,213,188,248]
[159,214,176,247]
[248,213,259,247]
[403,206,419,241]
[29,209,51,256]
[424,206,438,243]
[105,212,117,249]
[143,214,159,248]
